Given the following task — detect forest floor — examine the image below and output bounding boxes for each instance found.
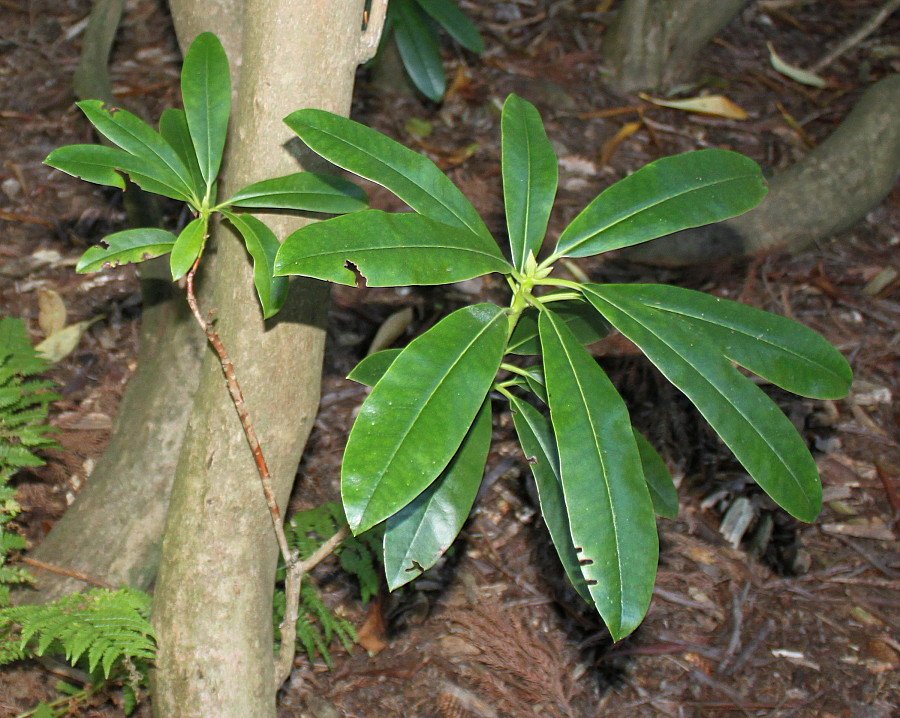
[1,1,898,717]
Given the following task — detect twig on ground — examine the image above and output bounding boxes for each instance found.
[810,0,900,73]
[19,557,116,590]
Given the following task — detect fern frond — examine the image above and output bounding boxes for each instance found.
[0,587,155,677]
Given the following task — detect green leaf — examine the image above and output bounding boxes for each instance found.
[274,210,512,286]
[383,398,491,589]
[342,304,508,533]
[539,310,657,640]
[347,349,402,386]
[221,211,289,319]
[553,149,766,259]
[44,145,126,190]
[159,108,206,197]
[507,299,609,355]
[169,217,207,281]
[45,145,191,201]
[413,0,484,53]
[501,94,558,269]
[181,31,231,187]
[284,109,491,239]
[509,395,594,604]
[582,284,822,522]
[77,100,196,202]
[227,172,368,214]
[633,430,678,520]
[393,0,445,102]
[76,228,177,273]
[601,284,852,400]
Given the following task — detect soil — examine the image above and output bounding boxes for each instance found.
[1,1,898,717]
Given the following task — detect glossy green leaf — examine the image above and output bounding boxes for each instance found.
[342,304,508,533]
[383,398,491,589]
[76,228,177,273]
[393,0,445,101]
[284,110,491,239]
[582,284,822,522]
[44,145,126,190]
[553,150,766,259]
[633,430,678,520]
[507,299,609,355]
[600,284,852,400]
[501,94,558,269]
[227,172,368,214]
[222,211,289,319]
[169,217,207,281]
[181,31,231,186]
[414,0,484,53]
[159,108,205,197]
[539,310,657,640]
[347,349,402,386]
[522,365,548,404]
[509,395,594,604]
[274,210,512,286]
[45,145,191,201]
[77,100,196,202]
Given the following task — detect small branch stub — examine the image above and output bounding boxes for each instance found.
[358,0,389,64]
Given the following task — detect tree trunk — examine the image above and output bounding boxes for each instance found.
[604,0,748,93]
[151,2,368,715]
[624,75,900,264]
[21,0,206,602]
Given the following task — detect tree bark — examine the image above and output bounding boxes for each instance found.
[624,75,900,264]
[151,2,367,715]
[21,0,205,602]
[604,0,748,93]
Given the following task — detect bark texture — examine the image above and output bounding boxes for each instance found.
[26,261,202,600]
[625,75,900,264]
[604,0,748,93]
[151,2,365,716]
[22,0,204,602]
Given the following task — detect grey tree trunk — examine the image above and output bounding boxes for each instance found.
[624,75,900,264]
[22,0,205,602]
[151,1,368,715]
[604,0,748,93]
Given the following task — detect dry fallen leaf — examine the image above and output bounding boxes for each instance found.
[767,42,827,88]
[640,93,748,120]
[599,120,642,166]
[37,287,67,336]
[367,307,414,355]
[35,316,103,362]
[355,599,388,655]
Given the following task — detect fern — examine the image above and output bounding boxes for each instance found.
[275,502,382,666]
[0,587,155,678]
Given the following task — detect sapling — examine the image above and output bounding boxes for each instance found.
[42,32,367,677]
[274,94,852,640]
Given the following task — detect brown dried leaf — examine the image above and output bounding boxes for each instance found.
[37,287,67,336]
[640,93,749,120]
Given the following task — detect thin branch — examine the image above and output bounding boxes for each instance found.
[184,256,291,565]
[274,525,349,688]
[810,0,900,73]
[19,557,116,590]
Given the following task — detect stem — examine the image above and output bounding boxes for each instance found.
[18,557,116,590]
[273,525,349,687]
[184,256,291,566]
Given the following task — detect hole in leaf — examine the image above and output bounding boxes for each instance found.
[343,260,367,288]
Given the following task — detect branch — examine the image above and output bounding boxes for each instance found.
[184,257,292,565]
[358,0,389,64]
[811,0,900,73]
[273,524,349,687]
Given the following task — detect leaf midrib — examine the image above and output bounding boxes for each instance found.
[590,290,813,516]
[547,316,627,625]
[357,311,502,523]
[560,172,758,255]
[299,124,487,238]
